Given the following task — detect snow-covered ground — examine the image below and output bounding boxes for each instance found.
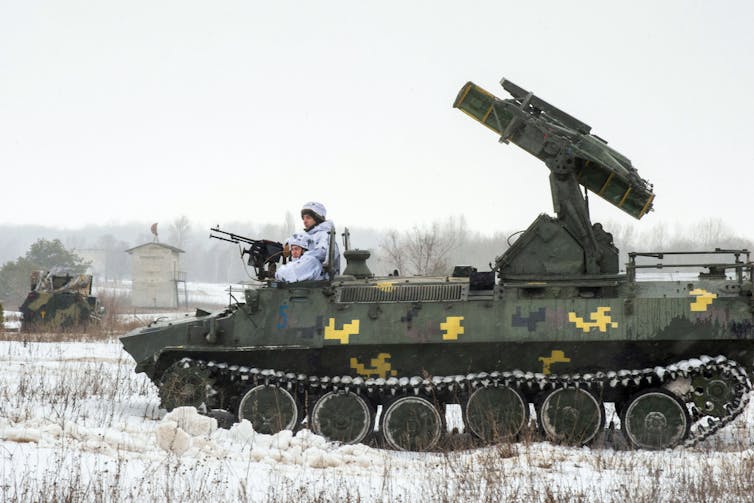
[93,280,248,308]
[2,311,21,331]
[0,339,752,502]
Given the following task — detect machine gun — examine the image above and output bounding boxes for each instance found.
[454,78,655,277]
[210,227,285,280]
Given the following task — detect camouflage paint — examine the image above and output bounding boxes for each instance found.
[121,272,754,383]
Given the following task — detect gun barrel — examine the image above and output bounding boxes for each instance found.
[209,233,239,244]
[210,227,258,245]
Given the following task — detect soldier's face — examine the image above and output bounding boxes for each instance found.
[302,214,316,230]
[291,245,304,258]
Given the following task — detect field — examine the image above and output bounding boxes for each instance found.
[0,331,752,503]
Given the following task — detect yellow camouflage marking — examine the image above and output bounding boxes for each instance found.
[638,193,655,219]
[618,186,632,207]
[350,353,397,379]
[454,82,473,108]
[568,307,618,333]
[324,318,360,344]
[538,350,571,375]
[481,105,494,124]
[459,109,501,135]
[689,288,717,312]
[375,281,396,293]
[441,316,465,340]
[598,172,615,196]
[454,83,502,135]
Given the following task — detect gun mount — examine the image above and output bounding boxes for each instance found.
[454,78,655,277]
[210,227,284,281]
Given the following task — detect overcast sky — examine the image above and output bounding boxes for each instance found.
[2,1,753,240]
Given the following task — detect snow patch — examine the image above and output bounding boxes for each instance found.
[156,420,192,456]
[164,406,218,437]
[153,407,388,469]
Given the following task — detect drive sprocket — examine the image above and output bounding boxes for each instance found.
[158,360,215,411]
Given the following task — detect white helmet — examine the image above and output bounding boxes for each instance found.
[288,233,312,250]
[301,201,326,223]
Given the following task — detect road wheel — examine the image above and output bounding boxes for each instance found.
[463,386,528,443]
[238,384,300,434]
[310,391,374,444]
[538,387,604,445]
[621,388,690,450]
[380,396,443,451]
[159,361,214,412]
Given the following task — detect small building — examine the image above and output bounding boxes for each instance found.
[126,242,186,308]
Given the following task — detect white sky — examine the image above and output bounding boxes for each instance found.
[2,1,753,238]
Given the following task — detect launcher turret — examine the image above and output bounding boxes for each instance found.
[454,78,655,277]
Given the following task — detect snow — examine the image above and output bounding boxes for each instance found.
[0,338,752,501]
[2,311,21,331]
[93,280,248,308]
[153,407,382,469]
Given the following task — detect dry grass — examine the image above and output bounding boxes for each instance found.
[0,330,119,343]
[96,290,145,335]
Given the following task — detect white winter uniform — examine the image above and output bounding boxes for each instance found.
[274,253,323,283]
[305,220,340,279]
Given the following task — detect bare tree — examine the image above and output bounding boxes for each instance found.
[405,223,455,275]
[696,218,732,248]
[648,221,667,251]
[169,216,191,249]
[380,219,463,276]
[283,211,296,238]
[380,230,407,275]
[96,234,130,281]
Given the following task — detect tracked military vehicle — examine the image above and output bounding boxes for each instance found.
[121,78,753,451]
[20,271,99,331]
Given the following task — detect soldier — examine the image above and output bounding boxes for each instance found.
[300,201,340,278]
[275,233,323,282]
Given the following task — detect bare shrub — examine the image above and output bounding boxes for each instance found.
[95,289,142,336]
[379,217,468,276]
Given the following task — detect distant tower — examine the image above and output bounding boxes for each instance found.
[126,241,186,308]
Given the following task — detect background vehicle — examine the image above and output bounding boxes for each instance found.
[20,271,99,331]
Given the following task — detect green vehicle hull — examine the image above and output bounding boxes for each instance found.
[121,272,754,402]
